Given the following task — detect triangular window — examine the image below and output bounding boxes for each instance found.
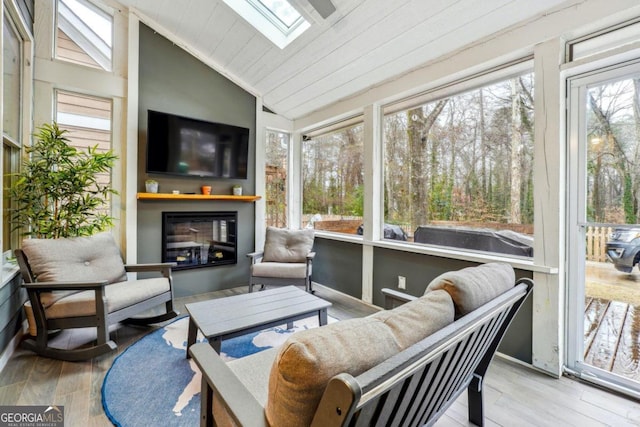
[56,0,113,71]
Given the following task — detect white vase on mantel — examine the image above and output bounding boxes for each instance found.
[145,181,158,193]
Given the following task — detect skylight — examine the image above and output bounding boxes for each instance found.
[255,0,302,29]
[223,0,310,49]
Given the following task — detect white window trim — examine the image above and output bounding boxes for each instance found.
[257,108,295,249]
[564,49,640,401]
[382,58,534,115]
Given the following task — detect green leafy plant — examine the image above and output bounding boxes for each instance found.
[9,122,118,239]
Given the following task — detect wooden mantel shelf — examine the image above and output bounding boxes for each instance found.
[137,193,261,202]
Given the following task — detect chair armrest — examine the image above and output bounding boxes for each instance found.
[125,263,176,273]
[189,343,268,427]
[22,280,109,291]
[247,251,265,263]
[381,288,418,309]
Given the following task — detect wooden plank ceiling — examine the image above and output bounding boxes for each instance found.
[115,0,569,120]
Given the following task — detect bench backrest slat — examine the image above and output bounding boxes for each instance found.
[316,280,532,427]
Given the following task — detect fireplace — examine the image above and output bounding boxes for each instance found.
[162,211,237,270]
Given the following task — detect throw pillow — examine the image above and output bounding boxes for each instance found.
[265,317,399,427]
[262,227,314,263]
[21,232,127,284]
[425,262,515,316]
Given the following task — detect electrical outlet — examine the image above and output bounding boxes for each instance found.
[398,275,406,290]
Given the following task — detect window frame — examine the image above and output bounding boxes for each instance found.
[2,0,34,282]
[264,129,291,229]
[2,11,22,145]
[54,0,114,71]
[300,117,365,237]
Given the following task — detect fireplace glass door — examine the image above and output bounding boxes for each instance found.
[162,211,237,270]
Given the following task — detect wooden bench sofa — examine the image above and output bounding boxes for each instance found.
[190,263,533,426]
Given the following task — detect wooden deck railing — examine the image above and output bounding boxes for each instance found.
[586,226,612,262]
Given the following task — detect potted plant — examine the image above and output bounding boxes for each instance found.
[145,179,159,193]
[9,122,118,238]
[232,184,242,196]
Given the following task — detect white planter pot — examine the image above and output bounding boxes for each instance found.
[145,182,158,193]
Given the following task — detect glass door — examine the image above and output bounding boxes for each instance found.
[567,61,640,398]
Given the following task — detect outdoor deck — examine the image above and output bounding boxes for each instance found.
[584,297,640,381]
[584,261,640,382]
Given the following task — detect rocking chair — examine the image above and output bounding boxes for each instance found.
[16,232,178,361]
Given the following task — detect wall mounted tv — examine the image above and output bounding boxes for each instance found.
[146,110,249,179]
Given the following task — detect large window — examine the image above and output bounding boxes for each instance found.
[3,12,24,254]
[383,72,535,256]
[265,130,289,228]
[3,13,21,143]
[55,90,113,217]
[302,122,364,235]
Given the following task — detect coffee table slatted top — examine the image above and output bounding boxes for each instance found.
[185,286,332,355]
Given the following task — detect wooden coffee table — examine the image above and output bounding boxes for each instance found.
[185,286,332,357]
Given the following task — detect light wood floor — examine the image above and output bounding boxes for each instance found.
[0,285,639,427]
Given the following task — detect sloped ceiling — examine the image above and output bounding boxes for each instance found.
[116,0,570,120]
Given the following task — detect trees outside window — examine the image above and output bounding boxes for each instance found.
[302,122,364,234]
[587,77,640,225]
[265,130,289,228]
[383,72,535,254]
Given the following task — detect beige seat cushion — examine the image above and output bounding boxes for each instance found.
[24,277,170,336]
[21,232,127,284]
[262,227,314,263]
[426,262,515,316]
[265,290,454,427]
[251,262,309,279]
[371,289,454,348]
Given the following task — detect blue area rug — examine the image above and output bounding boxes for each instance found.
[102,315,329,427]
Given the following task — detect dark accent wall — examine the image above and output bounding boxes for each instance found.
[372,247,533,362]
[313,238,363,298]
[313,244,533,363]
[137,24,256,297]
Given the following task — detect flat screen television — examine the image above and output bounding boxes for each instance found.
[146,110,249,179]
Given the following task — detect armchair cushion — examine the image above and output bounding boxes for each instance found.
[21,232,127,284]
[265,289,454,427]
[23,277,170,336]
[251,262,309,279]
[425,262,515,316]
[262,227,314,263]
